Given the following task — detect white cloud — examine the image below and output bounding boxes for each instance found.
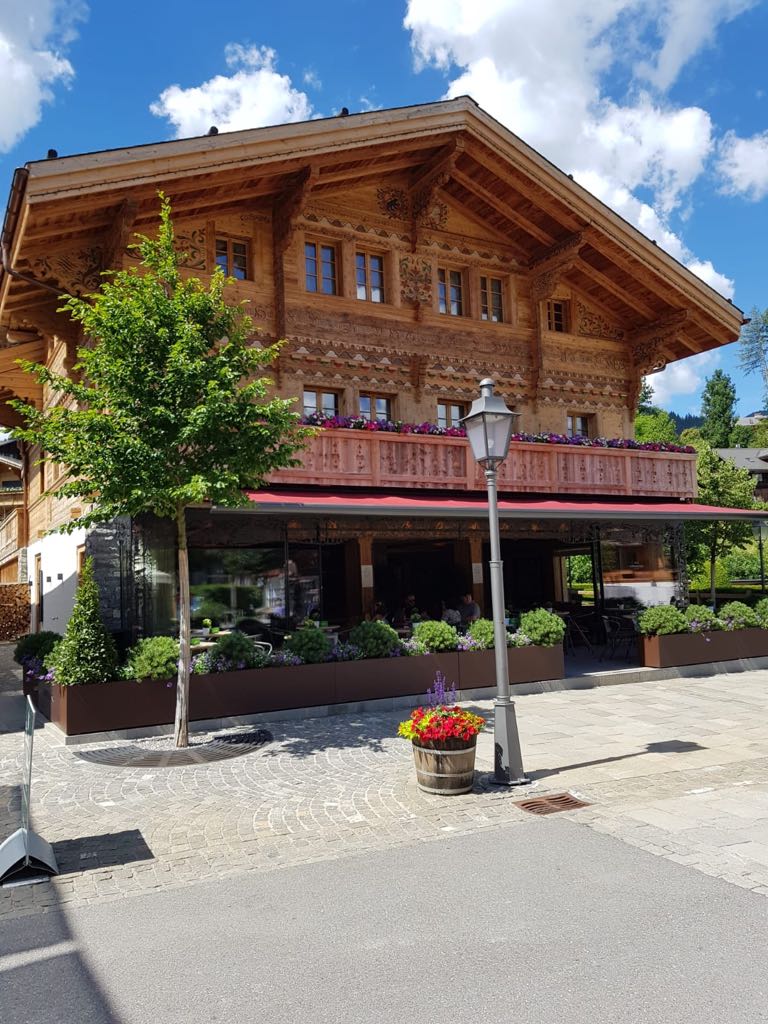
[302,68,322,89]
[717,130,768,201]
[648,349,720,407]
[0,0,86,152]
[404,0,748,298]
[150,45,313,138]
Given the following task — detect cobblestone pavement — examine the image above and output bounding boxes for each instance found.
[4,642,768,919]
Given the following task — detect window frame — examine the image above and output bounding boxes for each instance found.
[302,389,341,419]
[358,392,394,423]
[214,235,250,281]
[305,239,340,296]
[567,413,592,439]
[437,266,465,317]
[355,250,386,304]
[436,401,468,429]
[546,299,569,333]
[479,275,504,323]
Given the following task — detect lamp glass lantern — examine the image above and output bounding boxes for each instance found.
[462,379,518,468]
[752,520,768,544]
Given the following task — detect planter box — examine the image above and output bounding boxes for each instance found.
[642,628,768,669]
[190,664,336,718]
[457,645,565,688]
[334,653,460,703]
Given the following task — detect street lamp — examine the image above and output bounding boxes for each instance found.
[753,520,768,595]
[462,378,528,786]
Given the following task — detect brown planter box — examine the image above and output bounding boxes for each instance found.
[458,645,565,688]
[334,653,460,702]
[642,628,768,668]
[190,664,336,718]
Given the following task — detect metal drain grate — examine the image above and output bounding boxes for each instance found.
[72,728,273,768]
[515,792,591,815]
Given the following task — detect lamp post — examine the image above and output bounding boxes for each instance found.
[462,378,528,786]
[753,520,768,595]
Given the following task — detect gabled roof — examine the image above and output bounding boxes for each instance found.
[716,448,768,471]
[0,96,743,358]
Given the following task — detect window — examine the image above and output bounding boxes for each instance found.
[215,237,249,280]
[567,414,591,438]
[359,393,392,422]
[437,402,467,429]
[546,300,569,332]
[303,389,340,418]
[480,277,504,323]
[305,241,338,295]
[438,268,464,316]
[356,252,385,303]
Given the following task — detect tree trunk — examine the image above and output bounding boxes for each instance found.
[174,504,191,748]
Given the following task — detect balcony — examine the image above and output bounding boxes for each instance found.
[269,429,697,500]
[0,509,19,565]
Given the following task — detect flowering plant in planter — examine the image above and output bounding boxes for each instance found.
[398,705,486,749]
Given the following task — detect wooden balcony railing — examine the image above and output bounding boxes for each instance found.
[0,509,19,565]
[269,429,697,500]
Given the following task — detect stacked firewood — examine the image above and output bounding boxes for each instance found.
[0,583,30,641]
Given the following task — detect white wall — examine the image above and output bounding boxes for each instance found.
[604,581,676,607]
[27,528,87,634]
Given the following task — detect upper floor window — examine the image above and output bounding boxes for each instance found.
[480,277,504,323]
[567,414,591,438]
[359,393,392,422]
[305,241,338,295]
[437,402,467,429]
[356,252,385,303]
[546,300,569,333]
[215,237,249,280]
[438,268,464,316]
[303,390,340,418]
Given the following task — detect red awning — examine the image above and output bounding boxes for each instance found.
[235,489,761,522]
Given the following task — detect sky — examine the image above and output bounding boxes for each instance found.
[2,0,768,416]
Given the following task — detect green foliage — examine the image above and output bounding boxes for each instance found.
[123,636,179,681]
[518,609,566,647]
[467,618,495,649]
[718,600,758,629]
[739,307,768,410]
[567,554,593,585]
[412,619,460,652]
[684,605,722,633]
[700,370,737,448]
[638,605,688,636]
[13,631,60,666]
[756,597,768,625]
[11,196,310,529]
[689,558,730,592]
[210,630,262,669]
[634,409,678,444]
[723,546,762,581]
[679,427,703,446]
[729,423,755,448]
[637,378,655,413]
[285,625,332,664]
[349,619,401,659]
[47,558,117,685]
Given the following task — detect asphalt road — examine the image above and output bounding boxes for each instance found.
[3,815,768,1024]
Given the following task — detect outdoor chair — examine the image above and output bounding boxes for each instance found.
[252,640,273,656]
[600,615,638,662]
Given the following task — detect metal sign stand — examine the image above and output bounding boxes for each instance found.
[0,695,58,887]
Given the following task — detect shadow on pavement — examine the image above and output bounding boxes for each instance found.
[52,829,154,876]
[526,739,706,781]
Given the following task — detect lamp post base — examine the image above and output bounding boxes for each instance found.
[489,698,530,786]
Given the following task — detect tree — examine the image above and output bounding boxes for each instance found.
[684,442,759,608]
[634,409,678,444]
[637,377,655,413]
[49,557,117,685]
[699,370,737,449]
[679,427,703,446]
[12,197,309,746]
[728,423,755,448]
[739,307,768,409]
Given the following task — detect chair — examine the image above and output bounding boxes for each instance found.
[601,615,638,661]
[252,639,273,656]
[561,611,595,656]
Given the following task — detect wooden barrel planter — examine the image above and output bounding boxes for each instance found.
[412,741,477,795]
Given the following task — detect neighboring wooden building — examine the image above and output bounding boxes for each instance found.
[0,97,746,639]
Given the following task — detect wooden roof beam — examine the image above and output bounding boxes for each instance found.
[410,137,465,195]
[451,169,553,246]
[573,258,658,320]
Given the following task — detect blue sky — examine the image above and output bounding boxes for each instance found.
[3,1,768,416]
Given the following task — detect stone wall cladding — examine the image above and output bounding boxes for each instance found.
[85,517,132,634]
[0,582,30,640]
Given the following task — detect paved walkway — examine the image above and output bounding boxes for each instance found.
[4,642,768,919]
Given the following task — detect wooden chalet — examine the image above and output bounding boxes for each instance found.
[0,96,747,642]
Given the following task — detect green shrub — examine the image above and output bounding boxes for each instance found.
[718,600,758,630]
[756,597,768,626]
[285,625,332,664]
[467,618,495,649]
[13,631,60,666]
[47,558,117,685]
[412,620,459,652]
[684,605,722,633]
[349,620,401,659]
[638,605,688,636]
[209,630,262,671]
[518,609,566,647]
[123,636,179,681]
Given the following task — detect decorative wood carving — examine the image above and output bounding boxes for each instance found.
[102,199,138,271]
[17,247,104,295]
[376,187,409,220]
[273,166,318,337]
[124,225,206,269]
[575,301,625,341]
[399,255,433,306]
[409,139,463,252]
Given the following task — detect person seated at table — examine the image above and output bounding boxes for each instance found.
[460,592,481,625]
[441,601,461,627]
[367,600,388,622]
[393,593,418,627]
